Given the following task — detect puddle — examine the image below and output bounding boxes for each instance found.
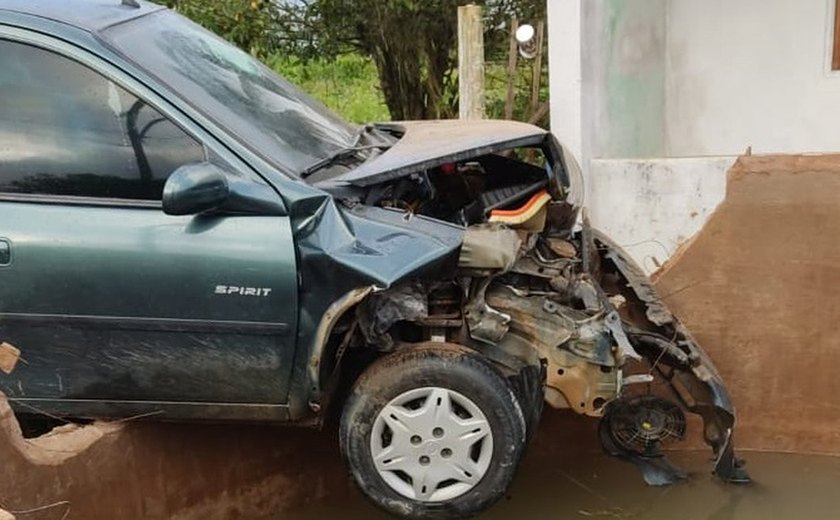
[286,450,840,519]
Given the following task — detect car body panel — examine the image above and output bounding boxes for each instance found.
[0,202,298,406]
[287,200,464,417]
[0,0,163,32]
[323,120,548,187]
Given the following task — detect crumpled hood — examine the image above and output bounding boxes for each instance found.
[321,119,548,188]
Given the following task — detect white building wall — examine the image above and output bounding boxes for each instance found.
[546,0,583,162]
[548,0,840,272]
[667,0,840,156]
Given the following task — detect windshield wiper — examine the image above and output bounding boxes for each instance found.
[300,125,392,179]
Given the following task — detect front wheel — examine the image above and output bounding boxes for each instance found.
[340,344,527,519]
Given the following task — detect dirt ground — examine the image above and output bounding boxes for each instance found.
[8,405,837,520]
[3,153,840,519]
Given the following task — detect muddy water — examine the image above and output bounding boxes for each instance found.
[288,448,840,520]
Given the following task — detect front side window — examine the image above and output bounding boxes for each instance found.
[0,39,205,200]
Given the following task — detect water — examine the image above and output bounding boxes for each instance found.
[288,450,840,519]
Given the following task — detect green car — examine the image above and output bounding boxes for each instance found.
[0,1,749,518]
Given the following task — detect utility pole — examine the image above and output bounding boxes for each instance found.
[458,4,485,120]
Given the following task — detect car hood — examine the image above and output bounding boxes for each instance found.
[318,119,548,188]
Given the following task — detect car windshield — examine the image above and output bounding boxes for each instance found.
[102,9,359,177]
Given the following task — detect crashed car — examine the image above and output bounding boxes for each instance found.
[0,0,748,518]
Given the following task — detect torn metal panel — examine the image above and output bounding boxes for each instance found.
[358,283,427,350]
[323,120,548,187]
[287,195,463,417]
[464,278,511,345]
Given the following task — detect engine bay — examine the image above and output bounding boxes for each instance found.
[336,143,750,486]
[364,152,553,227]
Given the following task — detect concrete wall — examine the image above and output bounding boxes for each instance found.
[667,0,840,156]
[552,0,840,160]
[581,0,667,160]
[0,393,354,519]
[655,154,840,455]
[587,157,729,271]
[549,0,840,270]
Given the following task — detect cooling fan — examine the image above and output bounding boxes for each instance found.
[602,395,686,457]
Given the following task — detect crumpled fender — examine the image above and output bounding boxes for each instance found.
[286,193,464,419]
[593,229,750,484]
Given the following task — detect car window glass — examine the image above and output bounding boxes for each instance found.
[105,10,359,177]
[0,39,205,200]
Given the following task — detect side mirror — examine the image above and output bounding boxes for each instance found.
[162,162,229,216]
[162,162,286,216]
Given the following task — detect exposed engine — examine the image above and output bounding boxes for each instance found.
[348,146,749,486]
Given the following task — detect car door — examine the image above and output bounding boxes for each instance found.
[0,37,298,419]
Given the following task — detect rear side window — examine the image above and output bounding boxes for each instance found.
[0,39,205,200]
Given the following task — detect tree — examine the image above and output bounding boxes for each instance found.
[153,0,547,121]
[283,0,546,120]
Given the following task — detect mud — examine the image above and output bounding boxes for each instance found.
[654,154,840,454]
[0,392,348,519]
[288,415,840,519]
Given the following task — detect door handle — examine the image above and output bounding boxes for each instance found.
[0,239,10,266]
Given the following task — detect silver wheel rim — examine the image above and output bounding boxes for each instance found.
[370,386,494,502]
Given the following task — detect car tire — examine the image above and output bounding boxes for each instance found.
[340,343,527,519]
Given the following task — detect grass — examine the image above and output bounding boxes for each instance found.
[267,53,549,127]
[267,54,391,124]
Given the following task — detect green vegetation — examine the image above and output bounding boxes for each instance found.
[266,55,548,126]
[268,55,391,124]
[153,0,549,126]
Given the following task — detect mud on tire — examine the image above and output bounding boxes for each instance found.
[340,344,527,519]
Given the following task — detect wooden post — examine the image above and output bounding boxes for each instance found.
[526,20,545,162]
[529,20,546,119]
[504,17,519,120]
[458,4,485,120]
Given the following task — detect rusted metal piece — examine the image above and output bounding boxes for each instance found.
[307,286,374,410]
[543,349,619,417]
[464,278,510,345]
[486,285,621,417]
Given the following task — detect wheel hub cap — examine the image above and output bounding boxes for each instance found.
[370,387,493,502]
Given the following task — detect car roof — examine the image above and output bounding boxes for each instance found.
[0,0,164,33]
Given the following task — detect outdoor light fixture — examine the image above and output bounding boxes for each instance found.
[516,23,538,59]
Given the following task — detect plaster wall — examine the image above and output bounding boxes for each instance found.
[548,0,840,269]
[667,0,840,156]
